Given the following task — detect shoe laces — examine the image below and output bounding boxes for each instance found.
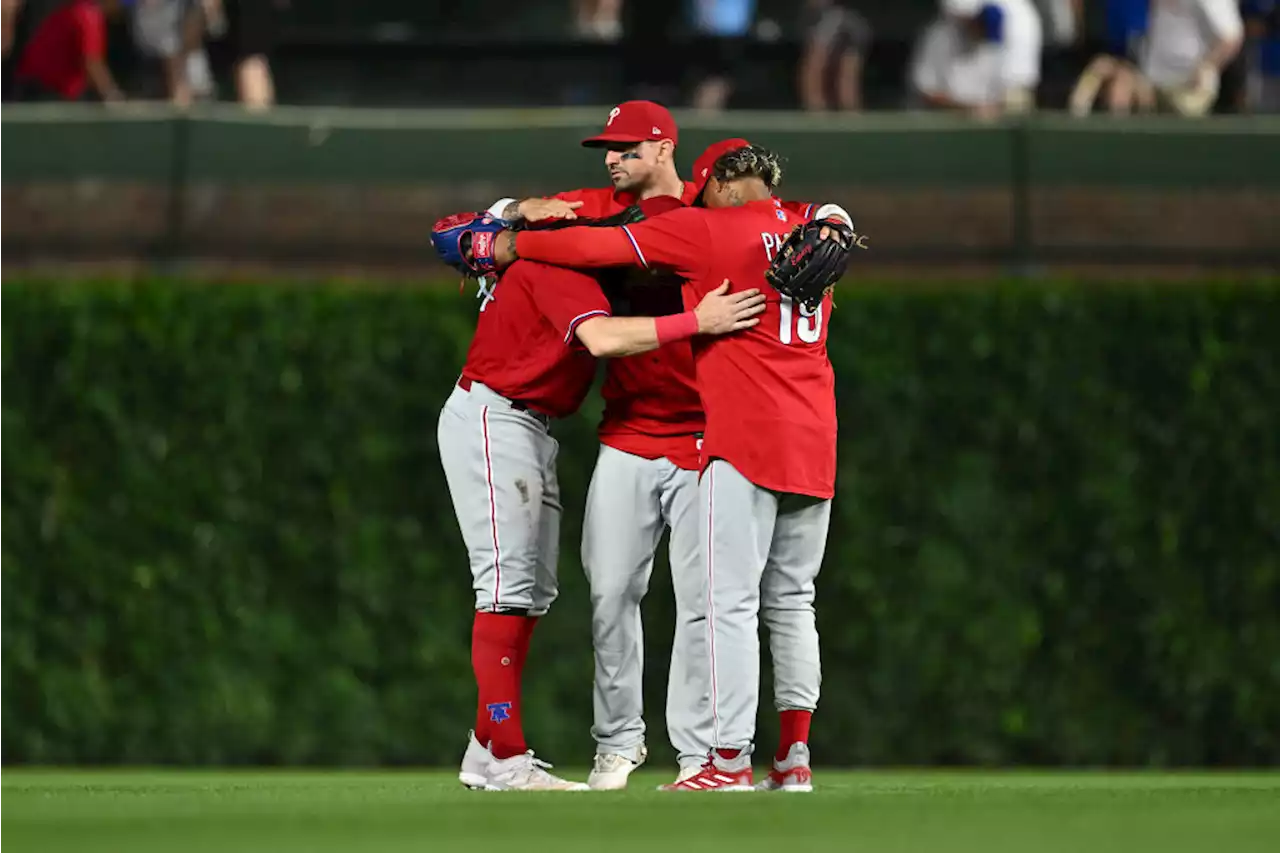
[593,753,633,773]
[516,752,563,784]
[688,760,720,781]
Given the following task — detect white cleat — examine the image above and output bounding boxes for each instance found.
[588,746,648,791]
[756,743,813,792]
[657,763,705,790]
[676,763,703,783]
[459,730,491,790]
[485,751,590,791]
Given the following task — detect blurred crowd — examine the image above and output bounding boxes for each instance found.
[1059,0,1275,115]
[2,0,1278,114]
[676,0,1271,116]
[910,0,1266,118]
[2,0,283,108]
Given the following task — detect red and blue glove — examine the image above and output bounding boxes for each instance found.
[431,211,509,275]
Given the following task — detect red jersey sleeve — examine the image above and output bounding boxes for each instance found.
[778,199,816,220]
[515,208,710,276]
[517,227,638,268]
[75,1,106,59]
[614,208,711,278]
[525,262,612,344]
[551,187,625,220]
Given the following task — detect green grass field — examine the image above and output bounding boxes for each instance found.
[5,770,1279,853]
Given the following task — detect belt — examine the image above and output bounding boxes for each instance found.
[457,376,543,418]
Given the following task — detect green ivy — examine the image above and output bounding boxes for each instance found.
[3,278,1278,766]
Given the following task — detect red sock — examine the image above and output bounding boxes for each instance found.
[777,710,812,760]
[471,612,528,758]
[515,616,539,674]
[509,617,538,732]
[715,748,742,760]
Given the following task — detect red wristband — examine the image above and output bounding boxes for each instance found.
[655,311,700,345]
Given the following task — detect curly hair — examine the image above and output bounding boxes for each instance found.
[711,144,784,190]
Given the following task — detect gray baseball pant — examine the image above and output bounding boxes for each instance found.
[582,444,709,770]
[700,459,830,752]
[437,381,561,616]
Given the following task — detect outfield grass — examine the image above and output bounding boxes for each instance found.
[4,770,1278,853]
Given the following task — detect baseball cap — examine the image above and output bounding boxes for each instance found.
[582,101,679,148]
[685,137,751,203]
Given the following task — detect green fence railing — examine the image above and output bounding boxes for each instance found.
[3,105,1279,272]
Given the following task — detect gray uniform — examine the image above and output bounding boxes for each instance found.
[437,381,561,615]
[701,459,831,751]
[581,444,709,769]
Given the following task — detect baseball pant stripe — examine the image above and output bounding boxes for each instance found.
[481,405,502,609]
[706,463,720,747]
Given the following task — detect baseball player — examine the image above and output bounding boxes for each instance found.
[485,103,851,789]
[453,143,861,792]
[430,200,766,791]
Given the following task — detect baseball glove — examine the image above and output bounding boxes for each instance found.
[430,211,509,275]
[432,206,653,276]
[765,218,865,310]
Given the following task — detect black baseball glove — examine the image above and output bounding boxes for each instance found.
[765,218,866,310]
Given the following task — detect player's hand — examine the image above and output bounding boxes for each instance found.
[518,198,584,223]
[694,280,766,336]
[817,219,868,250]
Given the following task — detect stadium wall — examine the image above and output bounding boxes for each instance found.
[3,107,1279,274]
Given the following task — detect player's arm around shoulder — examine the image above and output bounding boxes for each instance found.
[573,281,767,359]
[433,205,712,279]
[779,199,868,252]
[779,199,854,229]
[489,187,619,225]
[619,206,715,279]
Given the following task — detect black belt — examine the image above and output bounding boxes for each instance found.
[457,376,542,417]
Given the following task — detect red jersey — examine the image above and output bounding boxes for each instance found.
[460,260,611,419]
[547,187,703,467]
[16,0,105,99]
[516,200,838,499]
[541,187,819,470]
[595,269,704,469]
[551,187,638,220]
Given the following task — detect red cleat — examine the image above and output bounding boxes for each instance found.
[660,753,754,792]
[756,743,813,792]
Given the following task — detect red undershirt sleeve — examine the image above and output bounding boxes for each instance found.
[515,228,637,268]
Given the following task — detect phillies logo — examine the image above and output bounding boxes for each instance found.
[487,702,513,723]
[607,107,621,125]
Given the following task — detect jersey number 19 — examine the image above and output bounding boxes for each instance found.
[763,231,824,345]
[778,295,822,345]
